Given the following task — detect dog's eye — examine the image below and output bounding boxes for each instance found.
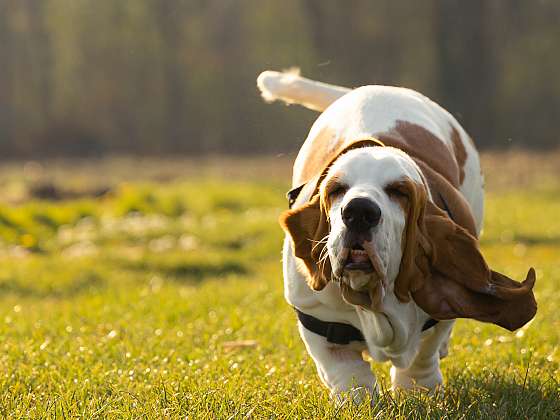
[328,185,347,200]
[385,185,408,200]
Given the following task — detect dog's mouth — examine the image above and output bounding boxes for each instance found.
[344,244,375,273]
[339,241,386,311]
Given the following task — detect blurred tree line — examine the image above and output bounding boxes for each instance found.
[0,0,559,158]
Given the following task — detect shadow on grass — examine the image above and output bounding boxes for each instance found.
[0,272,104,298]
[118,259,248,282]
[480,234,560,246]
[441,369,560,418]
[259,370,560,419]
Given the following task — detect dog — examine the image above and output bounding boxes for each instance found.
[257,70,537,402]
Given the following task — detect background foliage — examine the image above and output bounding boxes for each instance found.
[1,0,559,158]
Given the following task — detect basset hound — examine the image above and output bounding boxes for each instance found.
[257,70,537,402]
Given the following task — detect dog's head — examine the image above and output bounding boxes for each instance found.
[281,144,537,331]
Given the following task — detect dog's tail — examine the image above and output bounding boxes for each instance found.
[257,69,351,112]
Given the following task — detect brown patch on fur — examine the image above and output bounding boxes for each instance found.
[390,178,537,331]
[294,125,342,186]
[450,125,467,184]
[414,159,476,236]
[376,121,460,188]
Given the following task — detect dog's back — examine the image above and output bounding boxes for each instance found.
[258,71,484,233]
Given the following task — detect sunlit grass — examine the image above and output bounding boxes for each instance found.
[0,157,558,418]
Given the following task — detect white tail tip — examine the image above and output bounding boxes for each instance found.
[257,69,302,104]
[256,69,350,112]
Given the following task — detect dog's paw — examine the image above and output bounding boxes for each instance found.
[332,384,378,406]
[390,365,443,394]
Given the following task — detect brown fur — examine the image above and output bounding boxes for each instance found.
[413,159,476,236]
[376,121,461,188]
[391,179,536,331]
[294,125,340,186]
[450,126,468,184]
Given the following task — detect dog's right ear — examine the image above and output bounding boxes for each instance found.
[391,177,537,331]
[279,195,331,290]
[412,201,537,331]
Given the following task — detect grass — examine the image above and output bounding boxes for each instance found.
[0,155,558,418]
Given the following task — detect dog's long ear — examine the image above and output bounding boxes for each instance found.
[391,178,433,302]
[280,194,331,290]
[393,179,537,331]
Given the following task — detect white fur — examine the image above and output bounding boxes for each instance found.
[261,71,484,401]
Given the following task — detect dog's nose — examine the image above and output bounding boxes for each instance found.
[342,198,381,231]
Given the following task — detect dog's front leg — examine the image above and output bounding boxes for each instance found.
[390,320,454,392]
[298,323,377,404]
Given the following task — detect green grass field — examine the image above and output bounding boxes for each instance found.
[0,155,558,418]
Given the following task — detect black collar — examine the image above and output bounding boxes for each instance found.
[295,308,438,345]
[287,183,306,209]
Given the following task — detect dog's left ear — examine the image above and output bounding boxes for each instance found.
[280,194,331,290]
[393,178,537,331]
